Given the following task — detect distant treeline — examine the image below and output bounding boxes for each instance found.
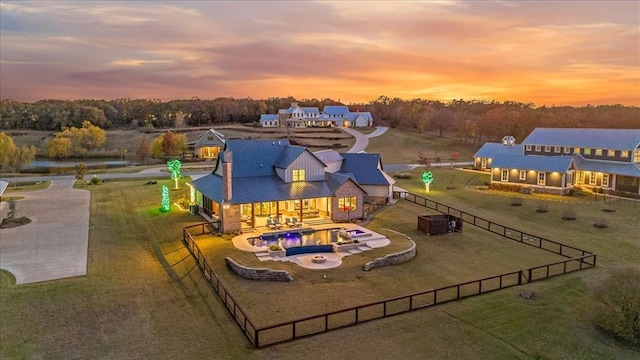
[1,96,637,143]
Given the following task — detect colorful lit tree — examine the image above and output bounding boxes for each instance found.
[167,159,182,189]
[161,185,170,212]
[421,171,434,192]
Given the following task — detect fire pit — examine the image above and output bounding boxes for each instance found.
[311,255,327,264]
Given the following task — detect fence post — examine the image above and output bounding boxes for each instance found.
[528,268,532,282]
[518,271,522,285]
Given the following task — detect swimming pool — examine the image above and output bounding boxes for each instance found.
[248,228,343,249]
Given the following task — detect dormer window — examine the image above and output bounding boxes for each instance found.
[607,150,615,157]
[535,145,541,152]
[595,149,602,156]
[293,169,306,181]
[545,146,551,152]
[584,149,591,155]
[574,147,580,154]
[554,146,560,153]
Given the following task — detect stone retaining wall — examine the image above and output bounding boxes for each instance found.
[225,257,294,282]
[363,238,416,271]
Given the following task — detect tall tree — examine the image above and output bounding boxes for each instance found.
[0,132,16,169]
[161,131,177,157]
[136,137,151,165]
[8,145,36,173]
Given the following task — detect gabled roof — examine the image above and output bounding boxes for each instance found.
[523,128,640,150]
[574,156,640,177]
[474,143,524,158]
[222,139,291,177]
[339,153,391,185]
[492,154,575,173]
[301,107,320,114]
[323,105,349,116]
[273,145,306,168]
[325,172,367,194]
[0,180,9,197]
[194,129,225,144]
[260,114,278,121]
[313,149,343,164]
[345,112,373,121]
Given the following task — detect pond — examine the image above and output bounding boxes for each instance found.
[23,159,134,173]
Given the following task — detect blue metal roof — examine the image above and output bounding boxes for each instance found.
[313,149,343,164]
[260,114,278,121]
[523,128,640,150]
[339,153,390,185]
[273,145,306,168]
[224,139,290,177]
[474,143,524,158]
[345,112,373,121]
[190,174,222,202]
[574,157,640,177]
[301,107,320,114]
[323,105,349,116]
[491,154,575,173]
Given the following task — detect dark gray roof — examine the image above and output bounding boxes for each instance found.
[313,149,343,164]
[224,139,290,177]
[491,154,575,173]
[474,143,524,158]
[574,157,640,177]
[523,128,640,150]
[339,153,391,185]
[273,145,306,168]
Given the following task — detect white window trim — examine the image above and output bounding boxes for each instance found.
[607,150,615,157]
[589,172,597,185]
[554,146,561,153]
[519,170,526,181]
[602,173,609,187]
[563,147,571,154]
[481,158,487,169]
[501,169,508,182]
[535,145,541,152]
[537,172,546,186]
[544,146,551,152]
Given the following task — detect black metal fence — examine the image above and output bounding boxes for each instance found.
[182,223,258,347]
[400,191,595,260]
[182,191,597,348]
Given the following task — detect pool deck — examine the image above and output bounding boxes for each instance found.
[231,223,390,269]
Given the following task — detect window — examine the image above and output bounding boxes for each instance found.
[578,170,585,183]
[566,171,574,185]
[535,145,541,152]
[589,172,597,185]
[481,158,487,169]
[554,146,561,153]
[584,148,591,155]
[564,147,571,154]
[525,145,532,151]
[545,146,551,152]
[519,170,526,181]
[602,173,609,187]
[338,196,357,211]
[574,147,580,154]
[595,149,603,156]
[607,149,616,157]
[621,150,629,158]
[292,169,306,182]
[501,169,508,182]
[635,149,640,163]
[207,136,214,141]
[537,172,546,186]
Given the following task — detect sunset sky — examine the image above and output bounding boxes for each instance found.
[1,1,638,106]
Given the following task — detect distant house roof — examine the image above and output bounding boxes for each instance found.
[313,149,343,164]
[523,128,640,150]
[345,112,373,121]
[260,114,278,121]
[574,156,640,177]
[0,180,8,197]
[301,107,320,115]
[492,154,575,173]
[323,105,349,116]
[474,143,523,158]
[339,153,391,185]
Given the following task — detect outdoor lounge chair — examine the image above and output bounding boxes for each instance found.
[291,217,302,227]
[266,218,278,230]
[272,217,284,229]
[284,217,297,228]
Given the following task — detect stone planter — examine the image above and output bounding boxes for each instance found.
[268,249,286,258]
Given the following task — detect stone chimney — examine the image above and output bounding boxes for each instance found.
[222,151,232,202]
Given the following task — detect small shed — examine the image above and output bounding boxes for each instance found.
[418,214,462,235]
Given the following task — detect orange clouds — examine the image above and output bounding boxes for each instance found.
[0,1,638,105]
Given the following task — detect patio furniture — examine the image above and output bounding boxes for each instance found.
[284,217,297,228]
[272,217,284,229]
[291,217,302,227]
[266,218,279,230]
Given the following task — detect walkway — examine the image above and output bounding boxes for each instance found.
[341,126,388,153]
[0,179,90,284]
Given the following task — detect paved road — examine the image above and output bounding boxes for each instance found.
[0,179,90,284]
[341,126,388,153]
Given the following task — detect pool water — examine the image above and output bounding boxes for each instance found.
[248,229,344,248]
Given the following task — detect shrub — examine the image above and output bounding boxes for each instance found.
[510,197,523,206]
[394,173,412,179]
[268,245,282,251]
[535,202,548,213]
[90,176,101,185]
[592,267,640,345]
[561,208,577,220]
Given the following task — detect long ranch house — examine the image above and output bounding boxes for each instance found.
[474,128,640,196]
[189,139,394,233]
[260,102,373,128]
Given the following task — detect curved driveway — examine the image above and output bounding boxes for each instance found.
[341,126,388,153]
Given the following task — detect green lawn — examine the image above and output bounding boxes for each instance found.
[1,169,638,358]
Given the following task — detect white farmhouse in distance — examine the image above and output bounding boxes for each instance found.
[259,102,373,128]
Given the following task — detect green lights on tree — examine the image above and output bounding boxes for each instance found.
[421,171,434,192]
[161,185,170,212]
[167,159,182,189]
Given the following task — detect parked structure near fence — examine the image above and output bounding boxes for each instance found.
[182,191,597,348]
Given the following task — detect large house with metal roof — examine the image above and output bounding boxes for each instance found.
[259,102,373,128]
[189,139,394,233]
[474,128,640,196]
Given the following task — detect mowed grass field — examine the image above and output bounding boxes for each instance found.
[1,127,639,359]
